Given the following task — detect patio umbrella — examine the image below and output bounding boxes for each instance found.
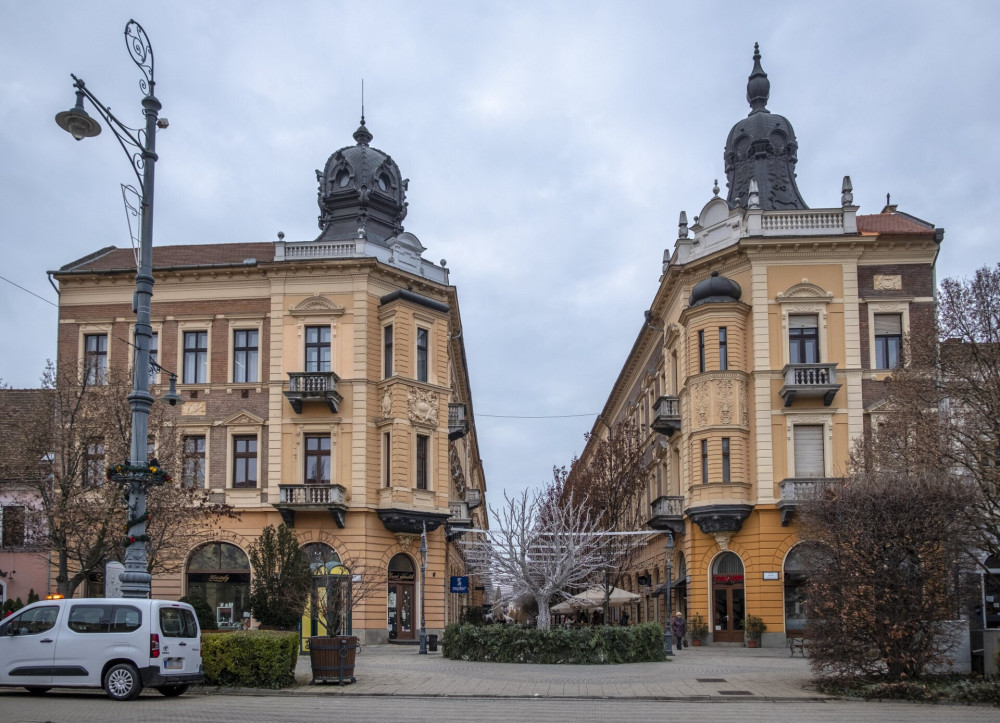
[570,585,640,606]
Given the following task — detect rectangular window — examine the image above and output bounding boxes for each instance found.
[701,439,708,484]
[793,425,825,478]
[383,325,394,378]
[698,330,706,373]
[722,438,731,483]
[183,331,208,384]
[789,315,819,364]
[305,326,331,372]
[182,435,206,488]
[874,314,902,369]
[233,435,258,488]
[383,432,391,488]
[719,328,728,371]
[1,505,25,548]
[233,329,259,383]
[84,333,107,385]
[416,434,429,490]
[304,434,331,485]
[148,332,158,386]
[85,441,105,486]
[416,328,429,382]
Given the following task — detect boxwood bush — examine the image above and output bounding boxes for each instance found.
[442,622,666,664]
[202,630,299,688]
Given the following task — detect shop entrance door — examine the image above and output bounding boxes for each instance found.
[711,552,745,643]
[387,582,414,640]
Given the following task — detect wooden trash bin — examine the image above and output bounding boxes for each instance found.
[308,636,359,685]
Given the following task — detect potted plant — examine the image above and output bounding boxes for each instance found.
[689,613,708,646]
[744,614,766,647]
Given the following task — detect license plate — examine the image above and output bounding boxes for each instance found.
[164,658,184,670]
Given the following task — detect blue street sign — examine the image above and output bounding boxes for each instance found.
[450,576,469,594]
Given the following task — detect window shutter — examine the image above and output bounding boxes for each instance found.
[789,314,818,329]
[793,425,825,478]
[873,314,902,335]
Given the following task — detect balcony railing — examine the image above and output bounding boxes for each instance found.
[647,495,684,535]
[778,363,841,407]
[650,395,681,436]
[284,371,344,413]
[273,483,348,528]
[777,477,838,525]
[449,402,469,440]
[449,500,471,521]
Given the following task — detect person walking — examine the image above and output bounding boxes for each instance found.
[671,611,686,649]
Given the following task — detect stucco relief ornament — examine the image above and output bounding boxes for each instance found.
[381,388,392,418]
[695,382,709,427]
[396,533,417,552]
[407,387,439,426]
[719,379,734,425]
[714,532,733,551]
[738,380,749,426]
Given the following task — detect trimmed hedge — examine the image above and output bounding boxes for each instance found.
[442,622,666,664]
[202,630,299,688]
[815,675,1000,705]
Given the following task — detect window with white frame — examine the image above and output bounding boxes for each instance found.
[874,314,902,370]
[84,333,107,385]
[183,330,208,384]
[233,329,259,383]
[793,425,825,478]
[232,435,257,488]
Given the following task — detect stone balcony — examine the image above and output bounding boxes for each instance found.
[778,363,841,407]
[649,395,681,436]
[283,371,344,414]
[777,477,837,525]
[273,483,348,528]
[449,403,469,440]
[647,495,685,535]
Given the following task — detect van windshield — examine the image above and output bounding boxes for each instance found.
[159,607,198,638]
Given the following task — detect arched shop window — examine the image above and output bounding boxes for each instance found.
[387,554,416,641]
[783,544,813,635]
[711,551,745,642]
[186,542,250,629]
[301,543,351,644]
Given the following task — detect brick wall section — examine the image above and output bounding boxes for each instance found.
[857,263,934,299]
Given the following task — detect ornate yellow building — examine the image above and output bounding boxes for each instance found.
[578,46,941,646]
[51,118,488,644]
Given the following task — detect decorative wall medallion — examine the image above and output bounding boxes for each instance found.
[181,401,206,416]
[407,386,439,426]
[695,382,709,427]
[718,379,734,425]
[381,388,393,418]
[396,533,417,552]
[714,532,733,551]
[873,274,903,291]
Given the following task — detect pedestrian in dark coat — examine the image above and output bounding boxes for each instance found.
[671,611,686,649]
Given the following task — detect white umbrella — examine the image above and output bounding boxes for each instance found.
[570,585,640,606]
[550,598,601,614]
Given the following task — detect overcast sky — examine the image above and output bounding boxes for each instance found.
[2,1,999,510]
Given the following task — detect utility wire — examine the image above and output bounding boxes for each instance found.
[0,273,58,308]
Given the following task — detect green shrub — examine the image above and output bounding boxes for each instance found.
[815,674,1000,705]
[442,622,666,664]
[201,630,299,688]
[180,593,218,631]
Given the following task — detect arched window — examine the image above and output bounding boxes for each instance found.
[711,552,745,642]
[186,542,250,629]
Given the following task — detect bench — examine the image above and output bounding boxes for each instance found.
[787,637,807,657]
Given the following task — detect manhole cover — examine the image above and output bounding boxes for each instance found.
[719,690,754,696]
[696,678,727,682]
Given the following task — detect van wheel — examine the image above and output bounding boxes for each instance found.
[156,684,189,697]
[24,686,51,695]
[104,662,143,701]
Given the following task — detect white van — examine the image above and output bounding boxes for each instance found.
[0,598,203,700]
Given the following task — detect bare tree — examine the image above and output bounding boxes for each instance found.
[467,486,604,630]
[564,417,649,615]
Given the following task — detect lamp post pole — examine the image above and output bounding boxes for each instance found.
[419,521,428,654]
[56,19,172,599]
[663,531,674,657]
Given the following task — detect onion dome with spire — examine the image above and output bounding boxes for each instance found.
[315,116,408,245]
[689,270,742,307]
[723,44,807,211]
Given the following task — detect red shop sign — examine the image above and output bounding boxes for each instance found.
[713,574,744,584]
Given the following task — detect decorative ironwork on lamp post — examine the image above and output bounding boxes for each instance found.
[56,19,173,599]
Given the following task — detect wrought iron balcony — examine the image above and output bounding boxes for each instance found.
[778,363,841,407]
[448,402,469,440]
[647,495,685,535]
[650,395,681,436]
[284,371,344,414]
[777,477,837,525]
[273,483,348,528]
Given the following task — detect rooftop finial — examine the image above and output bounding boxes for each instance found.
[746,42,770,115]
[353,79,373,146]
[361,78,365,125]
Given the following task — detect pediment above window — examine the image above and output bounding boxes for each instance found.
[289,296,345,317]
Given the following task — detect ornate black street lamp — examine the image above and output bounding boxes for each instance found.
[663,531,674,657]
[419,521,428,654]
[56,19,172,599]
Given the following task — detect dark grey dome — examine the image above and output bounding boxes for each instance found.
[315,117,408,245]
[723,44,807,211]
[689,271,742,307]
